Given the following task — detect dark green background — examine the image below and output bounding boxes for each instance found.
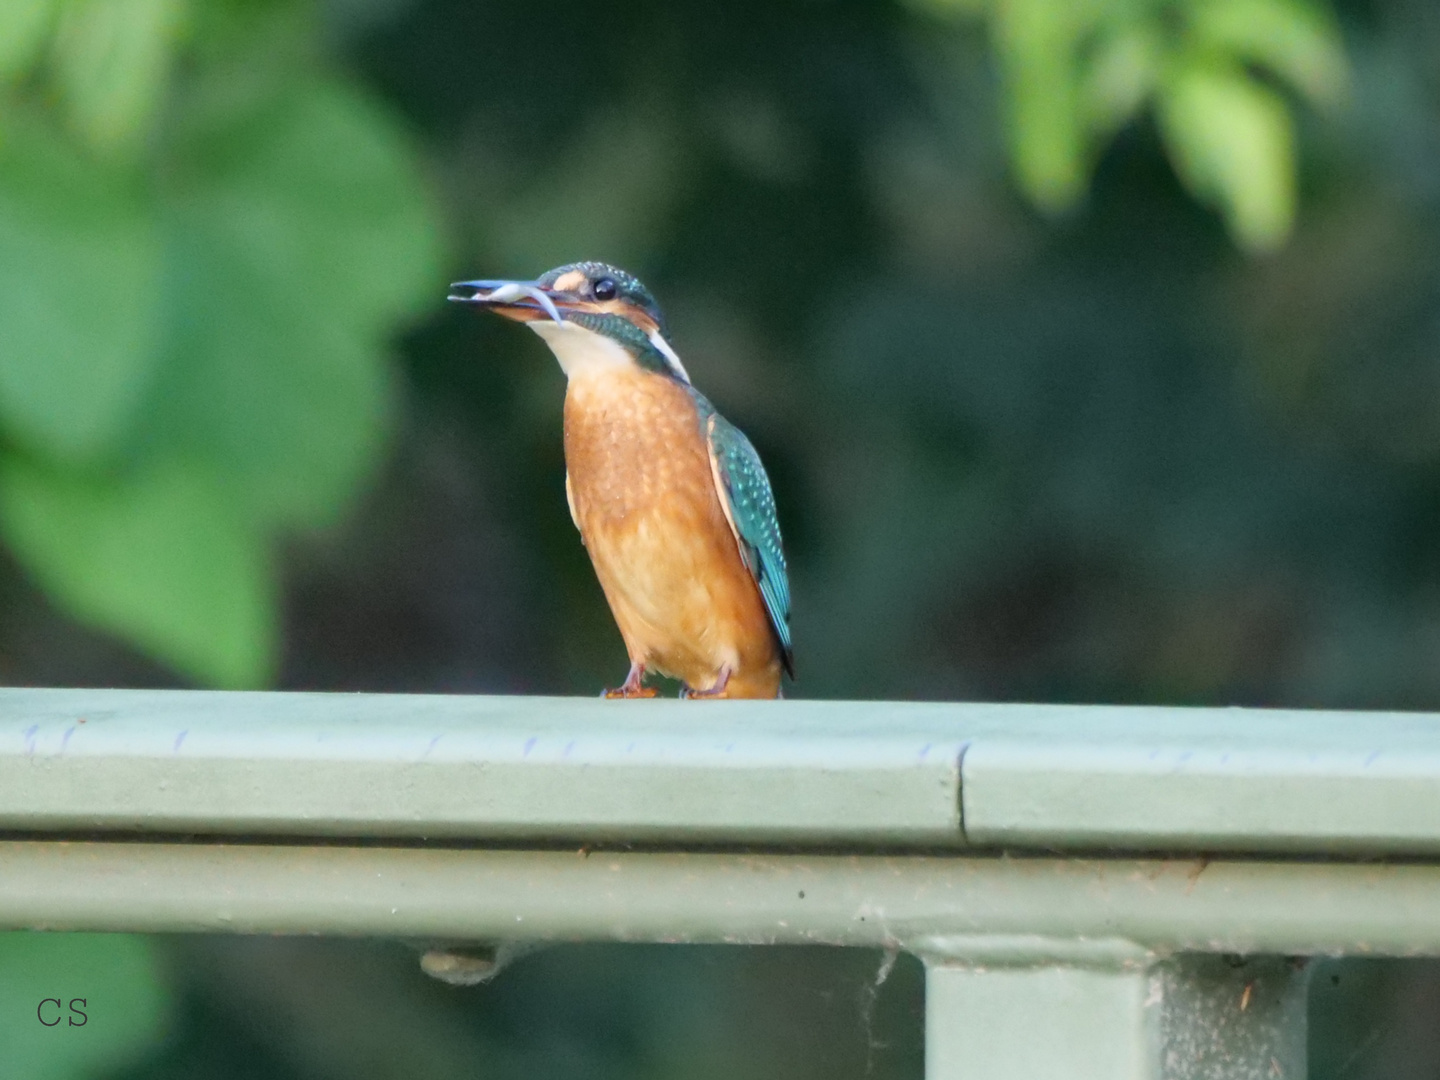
[5,0,1440,1076]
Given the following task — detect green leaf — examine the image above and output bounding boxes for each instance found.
[992,0,1092,212]
[153,75,440,527]
[155,216,395,530]
[1081,23,1162,134]
[173,75,440,341]
[1158,58,1296,252]
[0,115,161,462]
[52,0,186,153]
[0,456,276,687]
[0,933,166,1080]
[0,0,57,80]
[1188,0,1349,109]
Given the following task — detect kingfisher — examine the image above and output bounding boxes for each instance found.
[449,262,793,699]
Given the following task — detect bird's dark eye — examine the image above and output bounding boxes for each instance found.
[592,277,618,301]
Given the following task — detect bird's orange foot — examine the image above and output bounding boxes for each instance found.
[680,666,732,700]
[602,662,657,699]
[604,686,658,699]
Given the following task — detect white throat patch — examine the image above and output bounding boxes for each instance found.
[529,320,632,378]
[529,320,693,384]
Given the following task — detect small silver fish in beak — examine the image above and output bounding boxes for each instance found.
[447,279,565,324]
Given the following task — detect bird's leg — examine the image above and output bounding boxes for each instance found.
[602,661,657,699]
[680,666,733,700]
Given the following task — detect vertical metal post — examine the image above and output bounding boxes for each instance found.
[921,941,1309,1080]
[926,960,1157,1080]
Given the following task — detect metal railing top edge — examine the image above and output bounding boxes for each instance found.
[3,687,1440,855]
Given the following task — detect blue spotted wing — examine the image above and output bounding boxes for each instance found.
[699,400,793,676]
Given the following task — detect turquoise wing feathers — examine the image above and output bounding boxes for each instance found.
[696,395,793,675]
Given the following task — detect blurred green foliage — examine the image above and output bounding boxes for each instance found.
[916,0,1348,249]
[0,0,440,687]
[0,0,1351,688]
[0,932,167,1080]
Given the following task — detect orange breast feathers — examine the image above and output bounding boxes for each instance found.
[563,368,783,698]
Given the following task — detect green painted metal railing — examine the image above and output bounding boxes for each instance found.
[5,688,1440,1078]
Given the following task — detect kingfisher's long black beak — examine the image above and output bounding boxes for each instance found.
[447,279,565,325]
